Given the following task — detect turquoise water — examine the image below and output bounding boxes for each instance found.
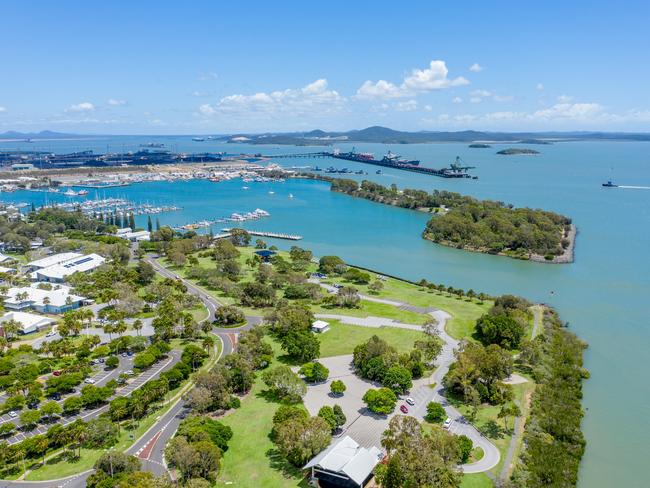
[2,138,649,487]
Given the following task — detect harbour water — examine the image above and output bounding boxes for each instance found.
[1,137,649,487]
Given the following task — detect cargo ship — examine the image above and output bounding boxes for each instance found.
[328,148,476,179]
[331,148,420,166]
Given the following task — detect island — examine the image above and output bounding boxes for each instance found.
[496,148,540,155]
[469,143,491,148]
[328,178,575,263]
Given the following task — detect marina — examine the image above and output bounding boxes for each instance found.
[221,228,303,240]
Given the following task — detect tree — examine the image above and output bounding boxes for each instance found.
[425,401,447,424]
[498,403,521,431]
[457,435,473,463]
[39,400,62,420]
[262,366,307,402]
[165,436,220,482]
[368,280,384,294]
[106,355,119,369]
[273,415,331,466]
[279,328,320,363]
[299,362,329,382]
[380,416,461,488]
[414,336,443,364]
[240,282,275,308]
[330,380,346,396]
[336,286,360,308]
[362,388,397,415]
[382,365,413,394]
[20,409,41,430]
[213,306,245,327]
[318,255,346,275]
[476,314,525,350]
[85,417,119,448]
[63,396,84,415]
[93,451,140,479]
[184,387,213,413]
[0,422,16,437]
[229,228,251,247]
[136,261,155,285]
[318,406,338,432]
[147,215,153,233]
[333,404,346,428]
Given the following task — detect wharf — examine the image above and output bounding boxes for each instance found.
[221,228,303,240]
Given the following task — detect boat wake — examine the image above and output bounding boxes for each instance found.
[618,185,650,190]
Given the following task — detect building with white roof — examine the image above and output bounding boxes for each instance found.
[0,311,55,335]
[312,320,330,333]
[26,252,82,272]
[120,230,151,242]
[304,436,383,488]
[34,253,105,283]
[0,253,14,263]
[3,283,87,314]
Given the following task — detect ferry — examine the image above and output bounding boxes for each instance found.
[602,180,618,188]
[192,137,206,142]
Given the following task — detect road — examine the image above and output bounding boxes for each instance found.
[311,278,501,473]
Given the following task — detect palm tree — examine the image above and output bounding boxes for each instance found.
[202,336,215,353]
[132,319,143,336]
[2,319,21,340]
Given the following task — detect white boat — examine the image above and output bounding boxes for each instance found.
[64,189,77,197]
[242,186,249,190]
[288,193,294,198]
[268,191,275,195]
[78,190,89,196]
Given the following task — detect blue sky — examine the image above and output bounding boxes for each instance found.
[1,1,648,134]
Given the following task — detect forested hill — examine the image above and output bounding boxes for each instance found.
[330,178,574,262]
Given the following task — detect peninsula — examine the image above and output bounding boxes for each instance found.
[328,178,575,263]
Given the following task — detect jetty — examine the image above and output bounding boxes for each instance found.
[221,228,303,240]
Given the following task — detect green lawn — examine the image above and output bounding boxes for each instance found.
[461,473,494,488]
[216,339,307,488]
[311,299,429,325]
[318,319,425,358]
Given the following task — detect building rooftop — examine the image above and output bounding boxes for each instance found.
[304,436,383,486]
[27,252,82,270]
[0,311,54,332]
[36,253,105,281]
[3,283,85,308]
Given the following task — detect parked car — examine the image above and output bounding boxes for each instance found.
[443,418,452,430]
[51,393,61,401]
[125,370,134,376]
[8,411,17,418]
[400,405,409,414]
[45,331,56,337]
[52,370,62,377]
[121,352,127,357]
[28,402,39,410]
[406,397,415,406]
[98,358,105,363]
[84,378,96,384]
[127,351,133,357]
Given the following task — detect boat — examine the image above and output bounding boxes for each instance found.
[63,189,77,196]
[288,193,294,198]
[242,186,249,190]
[376,169,382,174]
[77,190,89,196]
[602,180,618,188]
[268,191,275,195]
[192,137,205,142]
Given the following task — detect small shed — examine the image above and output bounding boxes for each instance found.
[311,320,330,333]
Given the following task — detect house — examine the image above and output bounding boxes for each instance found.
[3,283,86,314]
[0,266,16,274]
[26,252,83,272]
[0,311,55,335]
[304,436,383,488]
[0,252,15,263]
[34,253,105,283]
[312,320,330,333]
[118,230,151,242]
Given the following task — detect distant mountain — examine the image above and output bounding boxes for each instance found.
[225,126,650,145]
[0,130,93,140]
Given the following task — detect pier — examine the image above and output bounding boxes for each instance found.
[221,228,303,240]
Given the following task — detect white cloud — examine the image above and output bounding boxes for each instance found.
[107,99,127,106]
[557,95,573,103]
[66,102,95,112]
[395,100,418,112]
[403,60,469,91]
[200,79,343,117]
[536,83,545,91]
[356,80,405,100]
[532,102,603,120]
[470,97,483,103]
[452,97,463,104]
[424,105,433,111]
[0,107,6,113]
[356,60,468,100]
[469,63,483,72]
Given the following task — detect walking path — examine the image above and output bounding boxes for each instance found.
[311,278,501,473]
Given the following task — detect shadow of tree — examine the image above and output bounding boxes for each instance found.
[480,419,506,439]
[265,447,304,478]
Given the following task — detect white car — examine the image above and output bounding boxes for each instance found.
[125,370,134,376]
[443,417,452,430]
[84,378,96,384]
[46,331,56,337]
[405,397,415,406]
[8,410,17,418]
